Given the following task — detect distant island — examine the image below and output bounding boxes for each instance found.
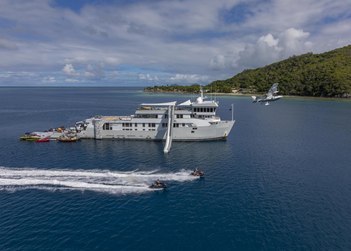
[145,45,351,98]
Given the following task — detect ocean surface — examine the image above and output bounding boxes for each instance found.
[0,87,350,250]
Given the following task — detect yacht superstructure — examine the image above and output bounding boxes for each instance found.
[75,90,235,143]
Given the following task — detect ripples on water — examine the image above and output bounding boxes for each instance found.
[0,87,351,250]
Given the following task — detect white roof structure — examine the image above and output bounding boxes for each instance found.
[140,101,177,106]
[178,100,192,106]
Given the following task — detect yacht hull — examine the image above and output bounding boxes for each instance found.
[77,120,234,141]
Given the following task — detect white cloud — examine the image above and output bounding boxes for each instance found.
[210,55,227,70]
[279,28,311,57]
[138,73,159,81]
[170,74,209,83]
[62,64,78,76]
[259,34,279,48]
[84,63,105,79]
[0,0,350,86]
[237,28,312,68]
[0,72,11,78]
[42,76,56,83]
[238,33,281,67]
[65,78,79,83]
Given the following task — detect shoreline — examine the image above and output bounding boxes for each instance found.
[143,90,351,101]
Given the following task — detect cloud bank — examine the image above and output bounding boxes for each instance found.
[0,0,350,86]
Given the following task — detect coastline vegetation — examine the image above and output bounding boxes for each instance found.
[145,45,351,98]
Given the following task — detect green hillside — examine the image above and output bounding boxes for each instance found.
[208,45,351,97]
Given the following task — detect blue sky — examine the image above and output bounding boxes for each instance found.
[0,0,350,86]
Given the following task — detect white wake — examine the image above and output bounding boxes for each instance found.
[0,166,198,195]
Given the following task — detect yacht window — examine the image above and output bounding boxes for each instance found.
[103,123,111,130]
[138,114,158,119]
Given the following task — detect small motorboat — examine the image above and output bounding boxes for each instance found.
[19,134,41,141]
[35,138,50,143]
[190,169,204,177]
[149,180,167,189]
[57,136,79,142]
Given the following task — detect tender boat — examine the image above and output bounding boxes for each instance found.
[57,136,79,142]
[35,138,50,143]
[19,134,41,141]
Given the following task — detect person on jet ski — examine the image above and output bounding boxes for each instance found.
[191,168,204,176]
[150,179,166,189]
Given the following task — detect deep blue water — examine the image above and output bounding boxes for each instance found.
[0,87,351,250]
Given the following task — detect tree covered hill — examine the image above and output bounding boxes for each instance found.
[208,45,351,97]
[145,45,351,97]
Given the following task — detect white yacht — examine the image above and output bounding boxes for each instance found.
[75,90,235,146]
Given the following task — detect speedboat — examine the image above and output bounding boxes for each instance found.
[35,138,50,143]
[19,134,41,141]
[149,180,167,189]
[190,169,204,177]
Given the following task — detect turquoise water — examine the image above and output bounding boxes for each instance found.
[0,87,350,250]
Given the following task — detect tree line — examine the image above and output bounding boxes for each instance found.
[145,45,351,97]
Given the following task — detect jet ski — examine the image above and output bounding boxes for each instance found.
[149,180,167,189]
[191,169,204,177]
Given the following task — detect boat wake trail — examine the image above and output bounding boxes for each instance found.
[0,167,198,195]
